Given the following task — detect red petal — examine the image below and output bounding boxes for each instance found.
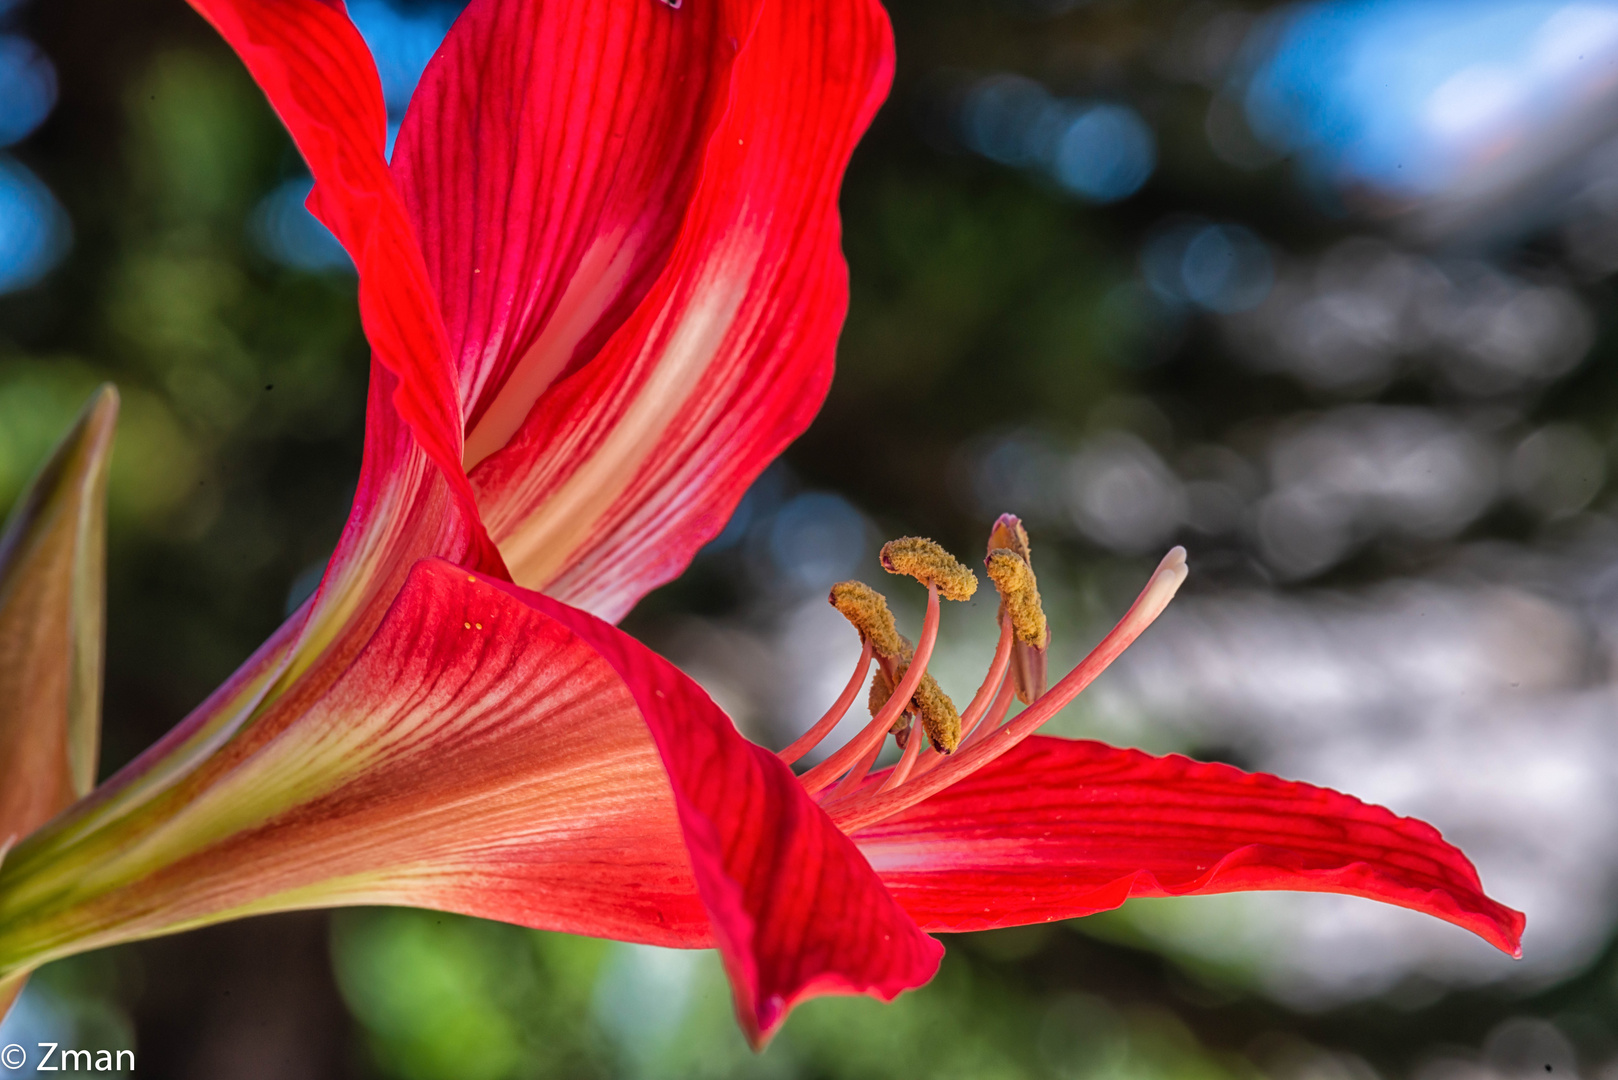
[855,736,1525,957]
[534,592,941,1046]
[183,0,499,573]
[393,0,755,453]
[460,0,895,620]
[5,558,706,953]
[4,561,937,1045]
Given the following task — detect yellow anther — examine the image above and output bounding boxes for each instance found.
[867,658,961,753]
[910,672,961,752]
[879,537,978,601]
[986,548,1048,648]
[869,664,898,717]
[829,581,907,658]
[987,513,1048,704]
[868,635,914,718]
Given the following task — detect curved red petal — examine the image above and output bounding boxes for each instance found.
[0,558,708,966]
[393,0,757,454]
[465,0,895,620]
[532,592,941,1046]
[0,560,937,1045]
[855,736,1524,957]
[183,0,499,574]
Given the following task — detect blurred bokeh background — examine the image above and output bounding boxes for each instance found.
[1,0,1617,1075]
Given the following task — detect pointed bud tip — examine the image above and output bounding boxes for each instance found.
[0,383,120,826]
[88,382,119,414]
[77,384,119,456]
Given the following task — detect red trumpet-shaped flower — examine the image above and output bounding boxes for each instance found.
[0,0,1522,1048]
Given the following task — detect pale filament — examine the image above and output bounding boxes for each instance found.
[798,583,941,796]
[818,546,1187,834]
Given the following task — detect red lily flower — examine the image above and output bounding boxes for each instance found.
[0,0,1522,1048]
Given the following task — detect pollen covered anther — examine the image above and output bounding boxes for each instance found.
[987,512,1048,703]
[986,548,1047,648]
[879,537,978,601]
[869,655,961,753]
[828,581,906,658]
[909,672,961,752]
[868,663,898,717]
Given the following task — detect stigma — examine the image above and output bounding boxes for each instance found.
[778,517,1188,830]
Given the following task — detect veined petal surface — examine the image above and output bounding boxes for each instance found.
[538,594,942,1046]
[181,0,500,576]
[855,736,1525,956]
[461,0,895,620]
[0,558,706,975]
[394,0,756,453]
[0,559,938,1046]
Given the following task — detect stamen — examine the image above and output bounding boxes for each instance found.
[869,656,961,753]
[827,546,1188,833]
[880,537,978,602]
[778,640,874,765]
[829,581,907,659]
[986,513,1047,703]
[867,659,901,717]
[985,549,1047,649]
[799,583,942,795]
[909,671,962,753]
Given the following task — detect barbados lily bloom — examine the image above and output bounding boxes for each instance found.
[0,0,1524,1047]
